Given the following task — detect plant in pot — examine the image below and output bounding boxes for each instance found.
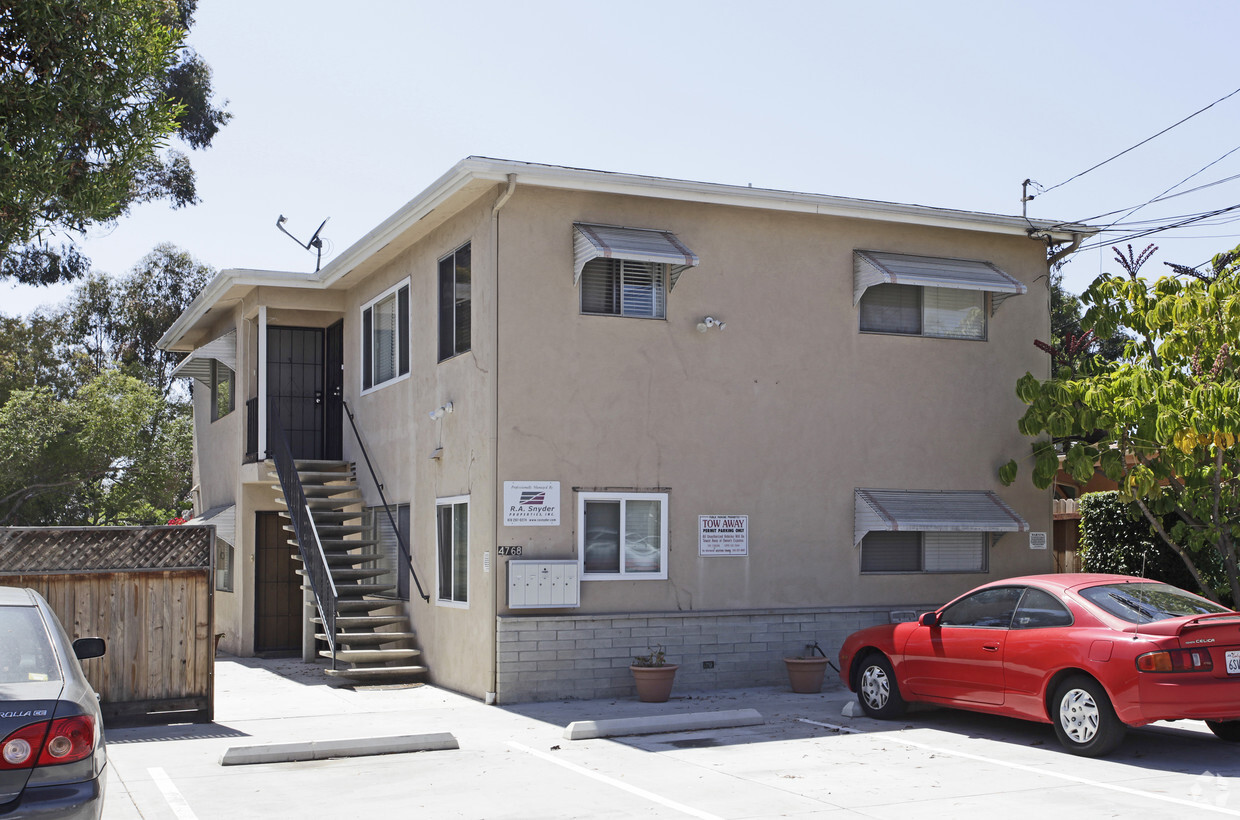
[784,644,831,694]
[630,644,678,703]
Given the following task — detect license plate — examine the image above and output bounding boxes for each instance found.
[1227,651,1240,675]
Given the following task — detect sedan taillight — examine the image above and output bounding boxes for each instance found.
[1136,648,1214,673]
[0,716,95,769]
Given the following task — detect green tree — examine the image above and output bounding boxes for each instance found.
[62,243,213,396]
[1003,244,1240,602]
[0,371,189,524]
[0,0,230,284]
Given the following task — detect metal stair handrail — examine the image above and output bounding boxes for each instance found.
[267,404,339,665]
[342,400,431,602]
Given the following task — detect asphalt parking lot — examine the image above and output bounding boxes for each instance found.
[100,656,1240,819]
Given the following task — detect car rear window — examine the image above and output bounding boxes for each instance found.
[0,605,61,683]
[1080,582,1230,624]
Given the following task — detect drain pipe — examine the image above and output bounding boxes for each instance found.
[487,174,517,705]
[1046,232,1084,269]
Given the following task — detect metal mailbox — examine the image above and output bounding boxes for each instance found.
[507,560,580,609]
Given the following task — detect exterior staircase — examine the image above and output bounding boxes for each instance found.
[271,459,426,683]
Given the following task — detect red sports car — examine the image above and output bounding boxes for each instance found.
[838,573,1240,756]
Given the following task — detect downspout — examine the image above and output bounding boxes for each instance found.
[487,173,517,705]
[1046,232,1084,269]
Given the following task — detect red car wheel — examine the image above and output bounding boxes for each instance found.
[1051,675,1125,756]
[856,653,905,719]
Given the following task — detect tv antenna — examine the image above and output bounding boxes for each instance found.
[275,215,330,272]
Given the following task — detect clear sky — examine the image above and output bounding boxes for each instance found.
[9,0,1240,315]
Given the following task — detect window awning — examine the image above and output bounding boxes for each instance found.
[185,504,236,547]
[573,223,699,290]
[853,250,1027,312]
[854,488,1028,547]
[170,329,237,384]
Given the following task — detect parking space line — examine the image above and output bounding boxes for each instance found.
[507,741,724,820]
[148,767,200,820]
[800,718,1240,816]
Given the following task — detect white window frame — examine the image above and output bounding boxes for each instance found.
[438,242,472,362]
[858,283,988,340]
[436,495,469,608]
[579,258,667,319]
[577,491,669,580]
[360,278,411,394]
[210,359,235,422]
[860,531,989,574]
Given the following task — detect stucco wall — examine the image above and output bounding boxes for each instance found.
[490,185,1053,620]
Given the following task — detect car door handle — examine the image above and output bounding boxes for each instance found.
[982,643,1001,652]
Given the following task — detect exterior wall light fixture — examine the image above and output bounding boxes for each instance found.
[696,316,726,332]
[429,401,454,421]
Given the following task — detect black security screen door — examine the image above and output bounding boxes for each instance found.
[268,326,326,460]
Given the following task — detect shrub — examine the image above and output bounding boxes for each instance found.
[1079,491,1228,604]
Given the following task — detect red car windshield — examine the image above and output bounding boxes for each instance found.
[1080,582,1229,624]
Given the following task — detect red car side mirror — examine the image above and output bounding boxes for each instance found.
[919,611,940,627]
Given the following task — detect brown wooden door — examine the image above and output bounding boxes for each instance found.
[254,511,301,652]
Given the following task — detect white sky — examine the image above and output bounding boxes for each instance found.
[9,0,1240,316]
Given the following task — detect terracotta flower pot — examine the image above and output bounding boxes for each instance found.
[784,657,829,694]
[630,664,679,703]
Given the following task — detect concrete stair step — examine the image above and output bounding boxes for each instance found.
[272,483,362,498]
[315,538,381,550]
[292,460,352,472]
[275,495,365,510]
[332,599,401,613]
[296,568,387,581]
[316,631,418,645]
[329,568,391,582]
[319,648,421,664]
[323,665,427,682]
[300,581,395,596]
[292,551,386,567]
[317,615,408,629]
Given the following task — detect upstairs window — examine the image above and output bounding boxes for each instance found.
[853,250,1026,341]
[362,281,410,392]
[859,283,987,340]
[580,259,666,318]
[438,243,471,361]
[210,359,234,421]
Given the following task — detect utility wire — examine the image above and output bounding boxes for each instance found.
[1074,203,1240,253]
[1101,143,1240,229]
[1041,86,1240,195]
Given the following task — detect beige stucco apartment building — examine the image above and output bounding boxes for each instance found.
[159,157,1091,702]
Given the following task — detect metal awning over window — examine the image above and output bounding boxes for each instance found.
[170,329,237,384]
[573,223,699,290]
[853,250,1027,313]
[854,488,1028,547]
[185,504,236,547]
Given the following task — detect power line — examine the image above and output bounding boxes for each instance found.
[1074,203,1240,253]
[1041,86,1240,195]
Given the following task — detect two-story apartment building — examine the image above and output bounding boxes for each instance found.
[159,157,1091,702]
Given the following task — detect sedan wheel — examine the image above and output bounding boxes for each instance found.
[856,653,905,719]
[1051,675,1124,756]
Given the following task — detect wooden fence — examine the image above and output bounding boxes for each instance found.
[0,526,214,723]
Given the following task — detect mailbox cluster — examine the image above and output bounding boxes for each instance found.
[507,560,581,609]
